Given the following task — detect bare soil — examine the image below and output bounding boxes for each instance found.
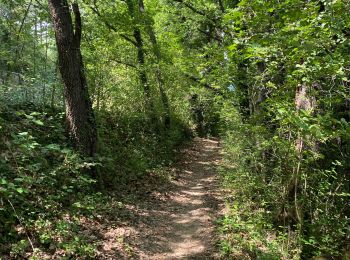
[87,138,223,259]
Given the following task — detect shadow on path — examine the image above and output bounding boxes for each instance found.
[91,138,223,259]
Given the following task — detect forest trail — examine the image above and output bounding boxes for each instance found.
[95,138,223,259]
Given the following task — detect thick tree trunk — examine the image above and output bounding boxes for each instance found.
[48,0,97,157]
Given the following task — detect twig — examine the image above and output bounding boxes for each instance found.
[7,199,35,252]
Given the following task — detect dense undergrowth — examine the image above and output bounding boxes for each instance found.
[2,0,350,259]
[0,102,189,258]
[218,103,350,259]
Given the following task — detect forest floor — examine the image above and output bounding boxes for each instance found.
[84,138,224,259]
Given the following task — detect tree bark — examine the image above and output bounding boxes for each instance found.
[48,0,97,157]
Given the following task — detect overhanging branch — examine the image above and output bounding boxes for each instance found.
[184,73,223,95]
[89,5,138,46]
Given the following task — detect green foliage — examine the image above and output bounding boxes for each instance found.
[1,0,197,256]
[2,0,350,258]
[217,0,350,258]
[218,203,294,259]
[219,88,350,258]
[96,109,190,185]
[0,105,99,256]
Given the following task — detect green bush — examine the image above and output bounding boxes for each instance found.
[218,101,350,259]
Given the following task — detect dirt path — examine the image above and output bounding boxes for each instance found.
[94,138,223,259]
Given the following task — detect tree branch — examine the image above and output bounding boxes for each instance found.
[120,33,138,46]
[110,58,137,68]
[197,25,223,43]
[17,0,33,37]
[33,0,50,15]
[172,0,224,36]
[89,5,138,46]
[172,0,206,16]
[184,73,223,95]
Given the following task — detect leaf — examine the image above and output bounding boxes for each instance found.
[277,108,286,114]
[228,44,238,51]
[33,120,44,126]
[30,112,41,116]
[73,202,82,208]
[45,144,61,151]
[16,188,25,194]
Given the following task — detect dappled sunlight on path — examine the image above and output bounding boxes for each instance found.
[143,138,222,259]
[87,138,223,259]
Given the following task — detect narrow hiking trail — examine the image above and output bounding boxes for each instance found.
[142,138,223,259]
[92,138,224,259]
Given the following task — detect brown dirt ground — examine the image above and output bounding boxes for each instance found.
[84,138,224,259]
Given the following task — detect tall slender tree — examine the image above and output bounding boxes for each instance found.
[125,0,156,123]
[138,0,171,129]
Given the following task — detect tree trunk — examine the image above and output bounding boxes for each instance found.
[138,0,171,129]
[277,83,317,227]
[126,0,156,124]
[126,0,156,123]
[134,28,153,112]
[48,0,97,157]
